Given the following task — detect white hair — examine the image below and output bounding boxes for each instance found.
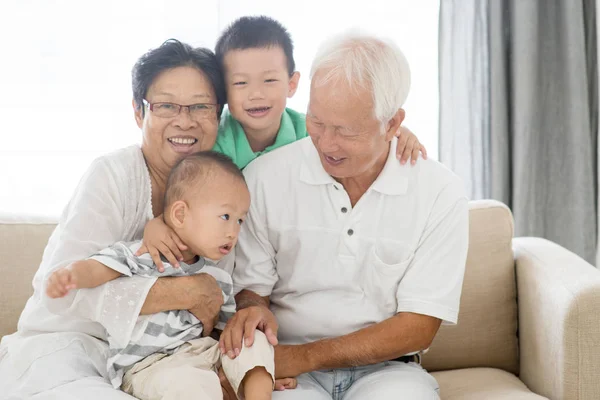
[309,29,411,124]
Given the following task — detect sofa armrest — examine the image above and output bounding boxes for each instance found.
[514,237,600,400]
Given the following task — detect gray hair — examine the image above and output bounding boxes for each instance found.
[309,30,411,124]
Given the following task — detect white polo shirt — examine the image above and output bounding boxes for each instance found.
[232,137,469,346]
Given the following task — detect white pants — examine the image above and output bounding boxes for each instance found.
[122,332,274,400]
[0,338,134,400]
[0,331,273,400]
[272,361,440,400]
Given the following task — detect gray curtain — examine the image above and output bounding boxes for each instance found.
[439,0,598,264]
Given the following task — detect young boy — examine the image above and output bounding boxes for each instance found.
[213,15,426,169]
[46,151,275,400]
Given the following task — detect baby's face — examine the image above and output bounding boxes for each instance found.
[180,174,250,261]
[223,46,298,139]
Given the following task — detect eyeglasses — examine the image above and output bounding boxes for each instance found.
[142,99,218,119]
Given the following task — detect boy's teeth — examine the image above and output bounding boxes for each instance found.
[169,138,197,145]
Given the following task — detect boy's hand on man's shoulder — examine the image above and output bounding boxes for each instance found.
[395,125,427,165]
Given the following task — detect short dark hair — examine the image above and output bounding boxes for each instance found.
[164,151,245,210]
[215,16,295,76]
[132,39,226,118]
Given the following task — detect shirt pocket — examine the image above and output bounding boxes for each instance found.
[362,241,413,314]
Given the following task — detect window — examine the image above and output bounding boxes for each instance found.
[0,0,439,219]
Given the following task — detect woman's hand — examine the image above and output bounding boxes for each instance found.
[395,125,427,165]
[188,274,225,337]
[135,215,187,272]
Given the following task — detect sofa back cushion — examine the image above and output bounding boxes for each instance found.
[422,200,519,374]
[0,222,56,339]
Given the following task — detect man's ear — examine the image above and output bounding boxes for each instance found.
[287,71,301,98]
[384,108,406,141]
[133,99,144,129]
[169,200,187,228]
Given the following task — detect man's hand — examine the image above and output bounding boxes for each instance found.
[274,344,311,379]
[219,305,279,359]
[188,274,224,337]
[135,215,188,272]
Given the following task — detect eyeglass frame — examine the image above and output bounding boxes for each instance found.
[142,99,219,119]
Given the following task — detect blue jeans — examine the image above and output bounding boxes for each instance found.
[273,361,440,400]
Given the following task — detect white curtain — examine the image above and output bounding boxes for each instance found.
[0,0,439,219]
[440,0,598,264]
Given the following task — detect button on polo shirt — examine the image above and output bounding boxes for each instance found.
[232,137,469,346]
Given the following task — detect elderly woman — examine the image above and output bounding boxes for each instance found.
[0,40,229,400]
[0,38,425,399]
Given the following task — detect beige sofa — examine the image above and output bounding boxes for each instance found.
[1,200,599,399]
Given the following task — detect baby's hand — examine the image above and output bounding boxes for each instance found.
[46,266,78,298]
[135,215,187,272]
[274,377,297,391]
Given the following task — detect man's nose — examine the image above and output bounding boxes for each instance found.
[318,126,339,151]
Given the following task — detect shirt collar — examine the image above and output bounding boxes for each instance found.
[299,139,338,186]
[263,109,298,153]
[300,137,409,195]
[230,109,299,169]
[370,137,409,195]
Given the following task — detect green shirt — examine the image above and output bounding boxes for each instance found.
[213,107,308,169]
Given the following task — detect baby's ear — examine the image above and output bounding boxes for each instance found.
[169,201,187,227]
[287,71,301,98]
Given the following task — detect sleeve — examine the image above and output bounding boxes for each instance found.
[40,159,157,343]
[395,179,469,325]
[231,167,279,296]
[89,242,163,278]
[88,244,138,277]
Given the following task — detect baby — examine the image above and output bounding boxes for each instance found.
[46,151,274,400]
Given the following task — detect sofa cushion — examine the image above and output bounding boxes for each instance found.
[422,200,519,374]
[0,222,56,339]
[432,368,547,399]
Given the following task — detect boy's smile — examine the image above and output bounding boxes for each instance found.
[245,106,272,118]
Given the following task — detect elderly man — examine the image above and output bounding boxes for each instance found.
[219,31,469,399]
